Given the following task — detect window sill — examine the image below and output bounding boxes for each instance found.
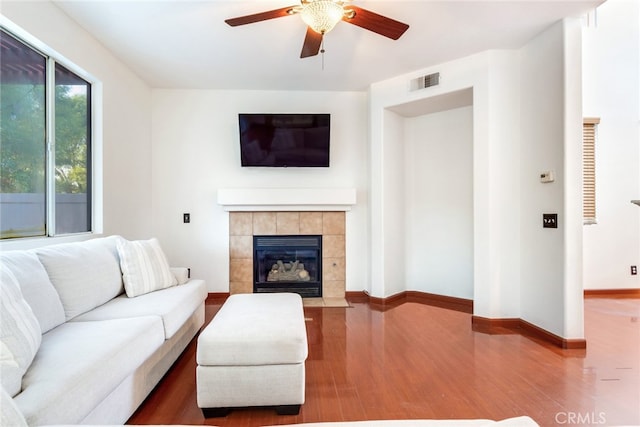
[0,232,99,251]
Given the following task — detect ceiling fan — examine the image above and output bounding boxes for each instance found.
[225,0,410,58]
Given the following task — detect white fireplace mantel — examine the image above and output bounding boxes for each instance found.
[217,188,357,212]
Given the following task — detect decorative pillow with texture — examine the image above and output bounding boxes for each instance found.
[0,268,42,397]
[117,237,178,297]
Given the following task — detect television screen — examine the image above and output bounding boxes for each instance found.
[238,113,330,167]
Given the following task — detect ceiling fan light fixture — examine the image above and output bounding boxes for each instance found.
[301,0,344,34]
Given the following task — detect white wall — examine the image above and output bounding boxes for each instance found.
[150,90,369,292]
[404,106,474,299]
[380,109,406,297]
[519,18,585,339]
[518,20,571,337]
[0,1,153,250]
[2,0,612,342]
[482,50,522,319]
[583,0,640,290]
[369,53,490,302]
[369,19,585,339]
[369,51,524,318]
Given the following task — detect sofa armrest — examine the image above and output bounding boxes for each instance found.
[170,267,189,285]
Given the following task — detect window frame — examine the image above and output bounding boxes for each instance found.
[1,17,102,242]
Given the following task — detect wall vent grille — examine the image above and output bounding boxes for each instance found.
[410,72,440,91]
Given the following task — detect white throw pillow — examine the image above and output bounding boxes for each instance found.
[0,268,42,397]
[170,267,190,285]
[117,237,178,297]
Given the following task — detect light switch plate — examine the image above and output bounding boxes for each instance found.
[543,213,558,228]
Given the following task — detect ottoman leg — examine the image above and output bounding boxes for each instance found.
[276,404,301,415]
[201,407,231,418]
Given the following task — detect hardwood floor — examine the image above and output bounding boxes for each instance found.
[127,297,640,427]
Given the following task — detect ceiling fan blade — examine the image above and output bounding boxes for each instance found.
[343,6,409,40]
[300,27,323,58]
[225,6,297,27]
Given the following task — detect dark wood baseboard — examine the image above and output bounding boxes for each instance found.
[472,316,587,349]
[346,290,473,314]
[519,318,587,349]
[584,288,640,298]
[471,316,521,335]
[344,291,369,303]
[405,291,474,313]
[365,291,406,311]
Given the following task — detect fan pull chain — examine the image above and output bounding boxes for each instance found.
[321,38,325,70]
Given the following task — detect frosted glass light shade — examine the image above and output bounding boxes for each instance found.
[301,0,344,34]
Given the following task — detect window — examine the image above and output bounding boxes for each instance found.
[583,117,600,224]
[1,28,93,239]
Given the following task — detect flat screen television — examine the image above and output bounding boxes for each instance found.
[238,113,330,167]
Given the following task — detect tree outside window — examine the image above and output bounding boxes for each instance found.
[0,29,92,239]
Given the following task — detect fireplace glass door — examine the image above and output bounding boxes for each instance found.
[253,235,322,297]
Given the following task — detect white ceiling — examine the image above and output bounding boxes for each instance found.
[52,0,603,91]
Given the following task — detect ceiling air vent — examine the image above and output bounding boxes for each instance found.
[410,72,440,91]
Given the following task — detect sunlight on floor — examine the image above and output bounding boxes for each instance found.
[302,297,350,307]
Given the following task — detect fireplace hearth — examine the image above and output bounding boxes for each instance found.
[254,235,322,298]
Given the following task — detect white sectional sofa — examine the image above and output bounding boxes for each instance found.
[0,235,207,426]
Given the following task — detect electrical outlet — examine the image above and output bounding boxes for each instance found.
[183,213,190,223]
[543,213,558,228]
[632,266,637,275]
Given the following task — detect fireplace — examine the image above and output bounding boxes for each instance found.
[227,211,346,299]
[253,235,322,298]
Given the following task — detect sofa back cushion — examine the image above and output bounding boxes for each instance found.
[35,236,124,320]
[0,251,65,334]
[0,268,42,397]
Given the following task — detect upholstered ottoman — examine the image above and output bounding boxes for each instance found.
[196,293,308,417]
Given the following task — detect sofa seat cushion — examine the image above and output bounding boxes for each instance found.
[197,293,308,366]
[35,236,124,320]
[72,279,207,339]
[14,316,164,426]
[0,251,65,334]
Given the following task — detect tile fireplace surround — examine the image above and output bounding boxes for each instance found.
[220,188,356,299]
[228,211,346,298]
